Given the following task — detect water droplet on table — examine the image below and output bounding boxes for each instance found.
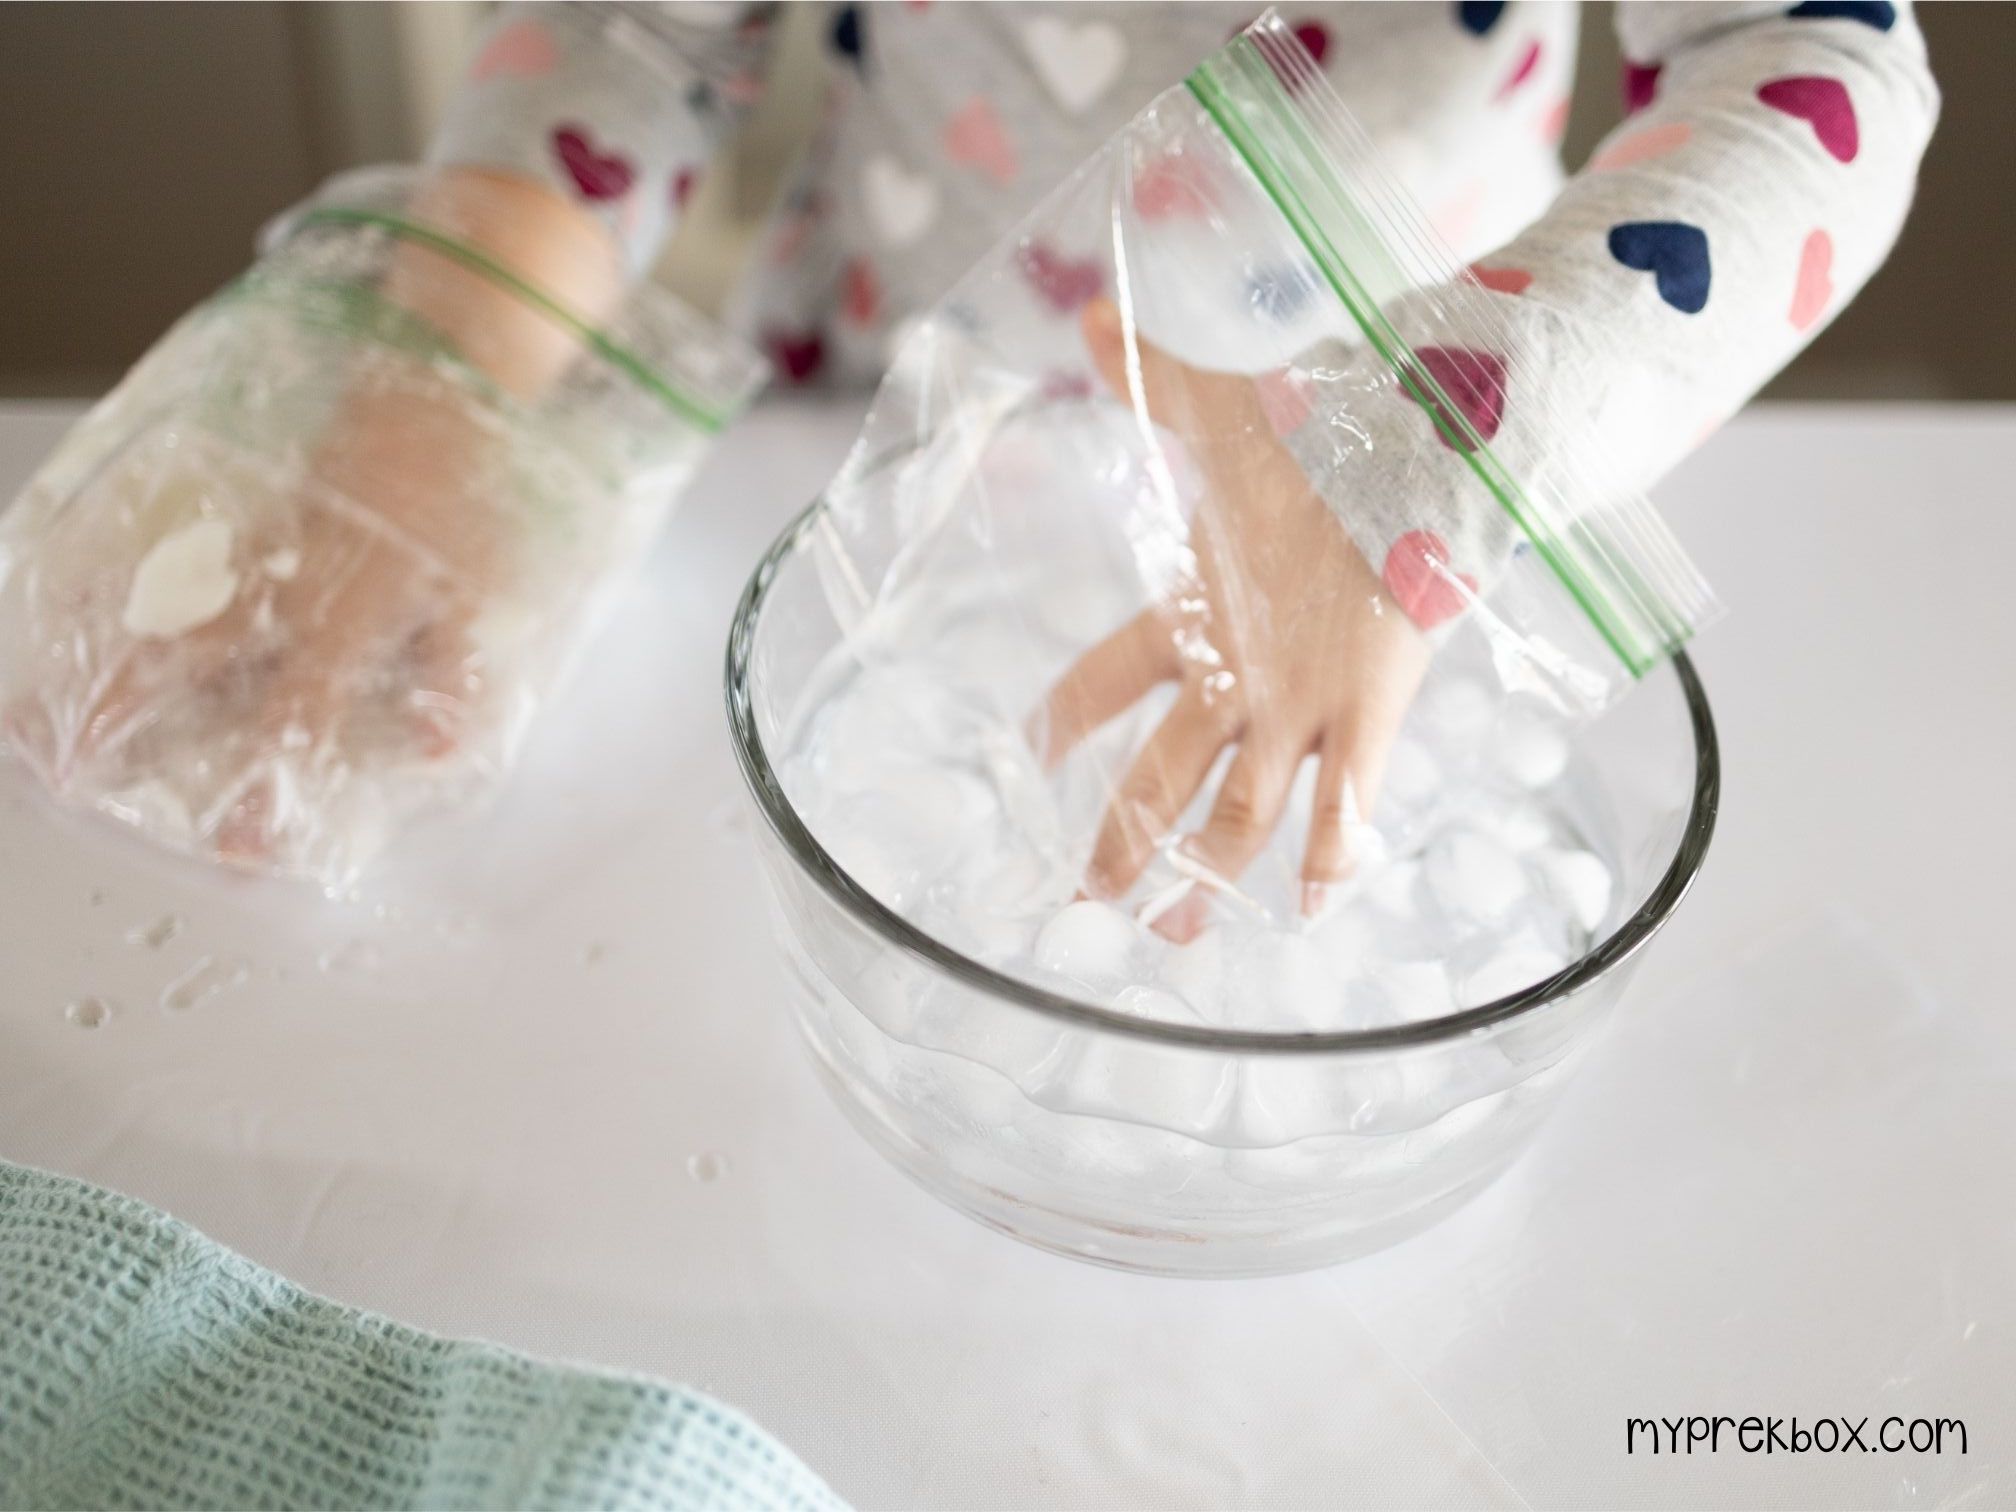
[160,955,250,1012]
[66,996,113,1029]
[126,913,184,950]
[686,1151,731,1183]
[317,939,382,973]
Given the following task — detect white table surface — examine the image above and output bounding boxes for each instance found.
[3,399,2013,1510]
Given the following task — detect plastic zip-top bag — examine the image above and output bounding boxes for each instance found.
[773,13,1719,1032]
[0,167,765,886]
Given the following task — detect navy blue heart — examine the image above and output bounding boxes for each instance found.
[1787,0,1895,30]
[831,5,866,72]
[1608,222,1712,314]
[1456,1,1508,36]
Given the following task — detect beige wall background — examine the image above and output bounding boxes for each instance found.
[1,1,2009,400]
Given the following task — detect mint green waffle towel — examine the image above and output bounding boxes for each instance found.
[0,1162,845,1511]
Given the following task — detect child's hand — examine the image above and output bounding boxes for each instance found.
[1037,299,1431,935]
[16,168,623,869]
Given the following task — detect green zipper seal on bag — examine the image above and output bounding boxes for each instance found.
[1188,37,1690,677]
[289,207,729,435]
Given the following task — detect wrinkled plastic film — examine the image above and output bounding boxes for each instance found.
[786,11,1722,997]
[0,167,765,884]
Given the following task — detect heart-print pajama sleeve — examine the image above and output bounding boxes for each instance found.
[428,2,778,278]
[1282,0,1938,632]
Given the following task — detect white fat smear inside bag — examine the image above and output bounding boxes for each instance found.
[783,12,1717,1031]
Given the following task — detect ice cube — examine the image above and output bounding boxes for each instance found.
[1312,905,1380,978]
[1157,925,1231,1018]
[926,1049,1032,1132]
[817,801,926,911]
[1425,829,1527,922]
[1382,736,1440,807]
[1380,959,1455,1022]
[1033,1028,1236,1137]
[1033,899,1140,985]
[1461,940,1568,1004]
[1113,983,1206,1026]
[1495,717,1570,789]
[1365,858,1424,920]
[1488,800,1554,852]
[1536,848,1613,935]
[1225,931,1340,1031]
[1418,674,1496,743]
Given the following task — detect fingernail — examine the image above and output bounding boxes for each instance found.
[1154,890,1211,944]
[1301,881,1326,919]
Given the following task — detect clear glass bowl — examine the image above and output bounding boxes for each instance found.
[727,502,1718,1278]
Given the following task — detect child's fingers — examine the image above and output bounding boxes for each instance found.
[212,769,279,868]
[1300,739,1368,917]
[1032,606,1176,768]
[1175,734,1301,905]
[1301,695,1409,914]
[1080,298,1195,430]
[1084,691,1233,901]
[404,614,483,761]
[71,647,164,772]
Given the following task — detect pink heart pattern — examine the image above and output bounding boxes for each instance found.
[1789,229,1835,331]
[471,19,557,84]
[1590,121,1693,172]
[551,125,634,202]
[1542,94,1572,144]
[1132,155,1214,220]
[1254,368,1316,438]
[1467,264,1533,296]
[944,97,1018,186]
[1383,530,1479,631]
[1757,76,1859,162]
[1017,243,1103,314]
[842,257,881,327]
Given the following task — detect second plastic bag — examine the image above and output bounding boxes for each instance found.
[0,167,764,885]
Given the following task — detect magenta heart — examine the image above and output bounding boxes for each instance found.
[551,124,635,201]
[1017,243,1103,314]
[1757,75,1859,162]
[763,328,826,384]
[1382,530,1479,631]
[1497,38,1541,99]
[1409,346,1508,452]
[1622,61,1662,114]
[1293,20,1331,65]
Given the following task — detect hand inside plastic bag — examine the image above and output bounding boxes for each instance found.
[1,169,626,875]
[1038,300,1431,936]
[0,382,504,867]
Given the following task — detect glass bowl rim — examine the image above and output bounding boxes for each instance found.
[725,498,1719,1056]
